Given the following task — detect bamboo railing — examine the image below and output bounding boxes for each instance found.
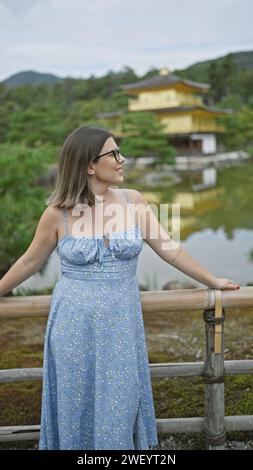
[0,286,253,449]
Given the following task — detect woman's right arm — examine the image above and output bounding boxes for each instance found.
[0,206,59,296]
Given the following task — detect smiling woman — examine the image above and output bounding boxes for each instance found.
[45,125,125,210]
[36,126,159,450]
[38,125,158,450]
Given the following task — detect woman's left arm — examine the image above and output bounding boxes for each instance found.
[128,189,240,291]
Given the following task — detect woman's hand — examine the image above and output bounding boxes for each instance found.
[210,278,240,290]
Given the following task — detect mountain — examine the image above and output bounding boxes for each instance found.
[2,49,253,89]
[2,70,62,87]
[173,50,253,83]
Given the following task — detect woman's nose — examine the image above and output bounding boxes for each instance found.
[122,155,131,165]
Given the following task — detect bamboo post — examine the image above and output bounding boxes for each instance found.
[201,289,226,450]
[214,289,222,353]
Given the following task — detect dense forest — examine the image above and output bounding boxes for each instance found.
[0,51,253,150]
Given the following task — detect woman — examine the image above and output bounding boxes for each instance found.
[0,125,240,450]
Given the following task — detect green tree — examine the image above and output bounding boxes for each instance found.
[237,69,253,104]
[208,54,240,102]
[0,144,54,277]
[119,111,176,165]
[218,102,253,151]
[6,104,66,147]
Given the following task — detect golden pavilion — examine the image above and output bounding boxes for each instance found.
[97,67,232,155]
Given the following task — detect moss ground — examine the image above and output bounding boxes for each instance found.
[0,304,253,449]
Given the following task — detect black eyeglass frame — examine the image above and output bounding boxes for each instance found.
[93,147,121,163]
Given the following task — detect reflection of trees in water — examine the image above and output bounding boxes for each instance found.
[151,168,252,242]
[172,162,253,238]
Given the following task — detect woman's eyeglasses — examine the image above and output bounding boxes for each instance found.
[93,147,122,164]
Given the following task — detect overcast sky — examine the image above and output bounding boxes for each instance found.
[0,0,252,81]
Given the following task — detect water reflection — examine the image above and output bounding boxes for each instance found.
[137,227,253,290]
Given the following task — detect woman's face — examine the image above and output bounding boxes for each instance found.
[88,137,125,185]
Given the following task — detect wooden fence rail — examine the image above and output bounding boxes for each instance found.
[0,286,253,449]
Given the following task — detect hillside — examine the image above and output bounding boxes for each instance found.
[2,70,62,87]
[174,50,253,83]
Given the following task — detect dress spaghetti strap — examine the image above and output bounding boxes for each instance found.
[62,207,69,236]
[121,189,136,227]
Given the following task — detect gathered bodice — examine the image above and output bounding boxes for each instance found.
[57,190,143,281]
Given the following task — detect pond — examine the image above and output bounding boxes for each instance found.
[137,227,253,290]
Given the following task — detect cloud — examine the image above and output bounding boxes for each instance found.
[0,0,44,17]
[0,0,252,81]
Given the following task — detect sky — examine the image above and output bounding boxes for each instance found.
[0,0,252,81]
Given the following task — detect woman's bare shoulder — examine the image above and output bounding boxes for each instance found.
[42,206,64,239]
[41,205,63,229]
[119,188,146,204]
[43,205,63,218]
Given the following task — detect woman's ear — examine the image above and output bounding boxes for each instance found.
[87,163,95,175]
